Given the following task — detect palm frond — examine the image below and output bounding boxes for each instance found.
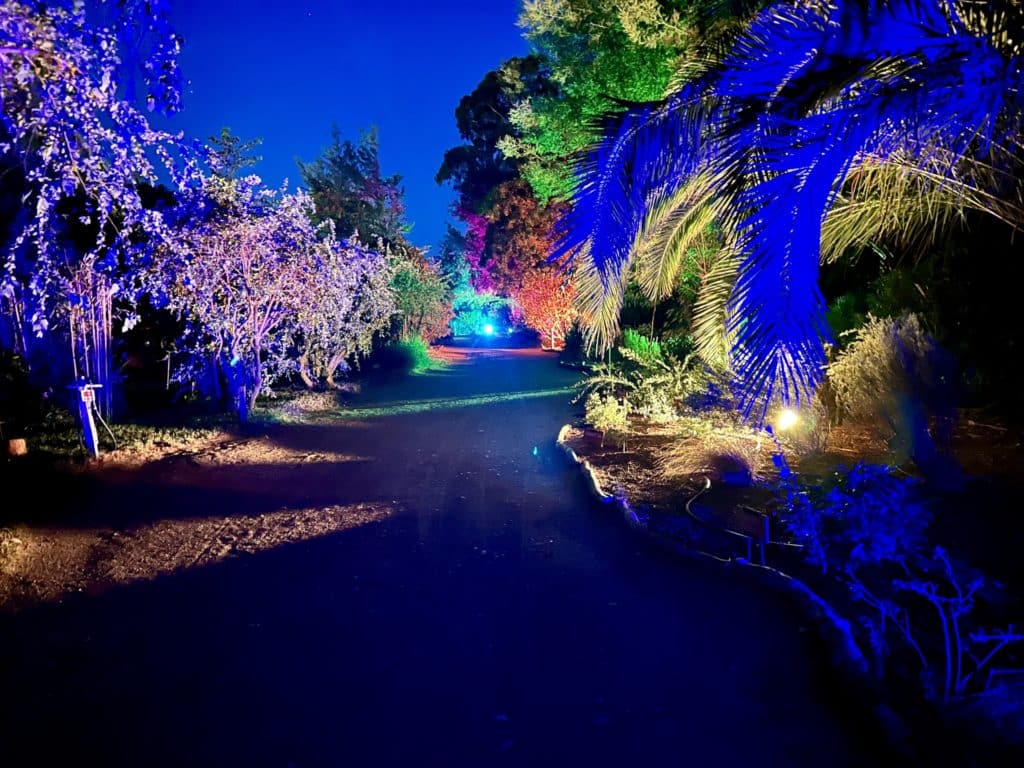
[631,172,726,303]
[554,80,719,282]
[562,0,1024,422]
[691,252,739,371]
[822,153,1024,263]
[571,250,629,355]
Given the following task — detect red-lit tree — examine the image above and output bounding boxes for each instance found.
[515,268,578,350]
[481,180,564,296]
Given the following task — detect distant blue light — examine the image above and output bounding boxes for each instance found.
[483,323,495,336]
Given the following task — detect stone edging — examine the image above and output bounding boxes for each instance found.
[555,423,914,759]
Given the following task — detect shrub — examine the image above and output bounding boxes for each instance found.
[622,328,663,363]
[771,456,1023,705]
[584,392,629,449]
[374,337,434,374]
[827,313,958,477]
[658,411,767,483]
[581,331,708,423]
[774,458,930,575]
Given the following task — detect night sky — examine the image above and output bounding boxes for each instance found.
[161,0,527,250]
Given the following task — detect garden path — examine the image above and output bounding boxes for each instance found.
[0,347,883,765]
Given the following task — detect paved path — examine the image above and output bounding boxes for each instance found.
[0,348,881,766]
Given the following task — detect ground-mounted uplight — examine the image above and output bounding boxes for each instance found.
[775,407,800,432]
[483,323,495,336]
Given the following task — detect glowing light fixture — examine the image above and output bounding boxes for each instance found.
[776,408,799,431]
[483,323,495,336]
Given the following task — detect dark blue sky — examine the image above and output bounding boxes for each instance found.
[162,0,527,250]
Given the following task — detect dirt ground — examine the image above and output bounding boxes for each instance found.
[561,407,1024,513]
[0,432,391,607]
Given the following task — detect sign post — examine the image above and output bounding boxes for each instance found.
[68,381,103,458]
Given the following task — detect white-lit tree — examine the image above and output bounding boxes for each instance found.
[295,238,395,389]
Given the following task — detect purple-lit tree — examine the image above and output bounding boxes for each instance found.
[155,180,322,423]
[0,0,193,417]
[559,0,1024,421]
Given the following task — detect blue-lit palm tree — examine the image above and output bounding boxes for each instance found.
[560,0,1024,420]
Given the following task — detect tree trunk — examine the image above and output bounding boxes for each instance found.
[325,351,347,389]
[247,359,262,418]
[298,351,317,389]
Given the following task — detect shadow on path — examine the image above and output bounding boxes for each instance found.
[0,348,884,766]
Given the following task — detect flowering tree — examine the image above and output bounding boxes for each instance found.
[0,0,193,416]
[156,181,323,422]
[515,268,577,349]
[295,239,394,389]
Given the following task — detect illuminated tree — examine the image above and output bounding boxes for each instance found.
[295,239,394,389]
[0,0,192,416]
[389,248,453,343]
[299,126,408,246]
[156,181,326,422]
[559,0,1024,420]
[444,181,565,302]
[506,0,691,202]
[515,268,577,350]
[436,56,555,213]
[207,127,263,180]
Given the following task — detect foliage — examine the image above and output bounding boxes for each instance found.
[557,0,1024,421]
[436,56,556,213]
[294,239,394,389]
[581,331,707,422]
[514,267,577,349]
[658,409,767,482]
[584,391,628,448]
[0,0,194,416]
[477,180,564,295]
[510,0,685,203]
[207,127,263,180]
[389,249,453,343]
[378,336,435,375]
[827,314,957,472]
[449,278,511,337]
[151,179,388,422]
[299,126,408,246]
[775,459,931,576]
[621,327,662,363]
[772,455,1023,704]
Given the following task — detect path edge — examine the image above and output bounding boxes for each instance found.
[555,423,915,759]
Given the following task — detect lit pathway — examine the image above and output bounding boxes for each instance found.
[0,347,881,766]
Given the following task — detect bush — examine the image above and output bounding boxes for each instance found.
[827,313,958,477]
[621,328,663,363]
[772,456,1024,705]
[658,411,767,483]
[584,392,629,449]
[373,337,434,374]
[581,331,708,423]
[774,459,930,575]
